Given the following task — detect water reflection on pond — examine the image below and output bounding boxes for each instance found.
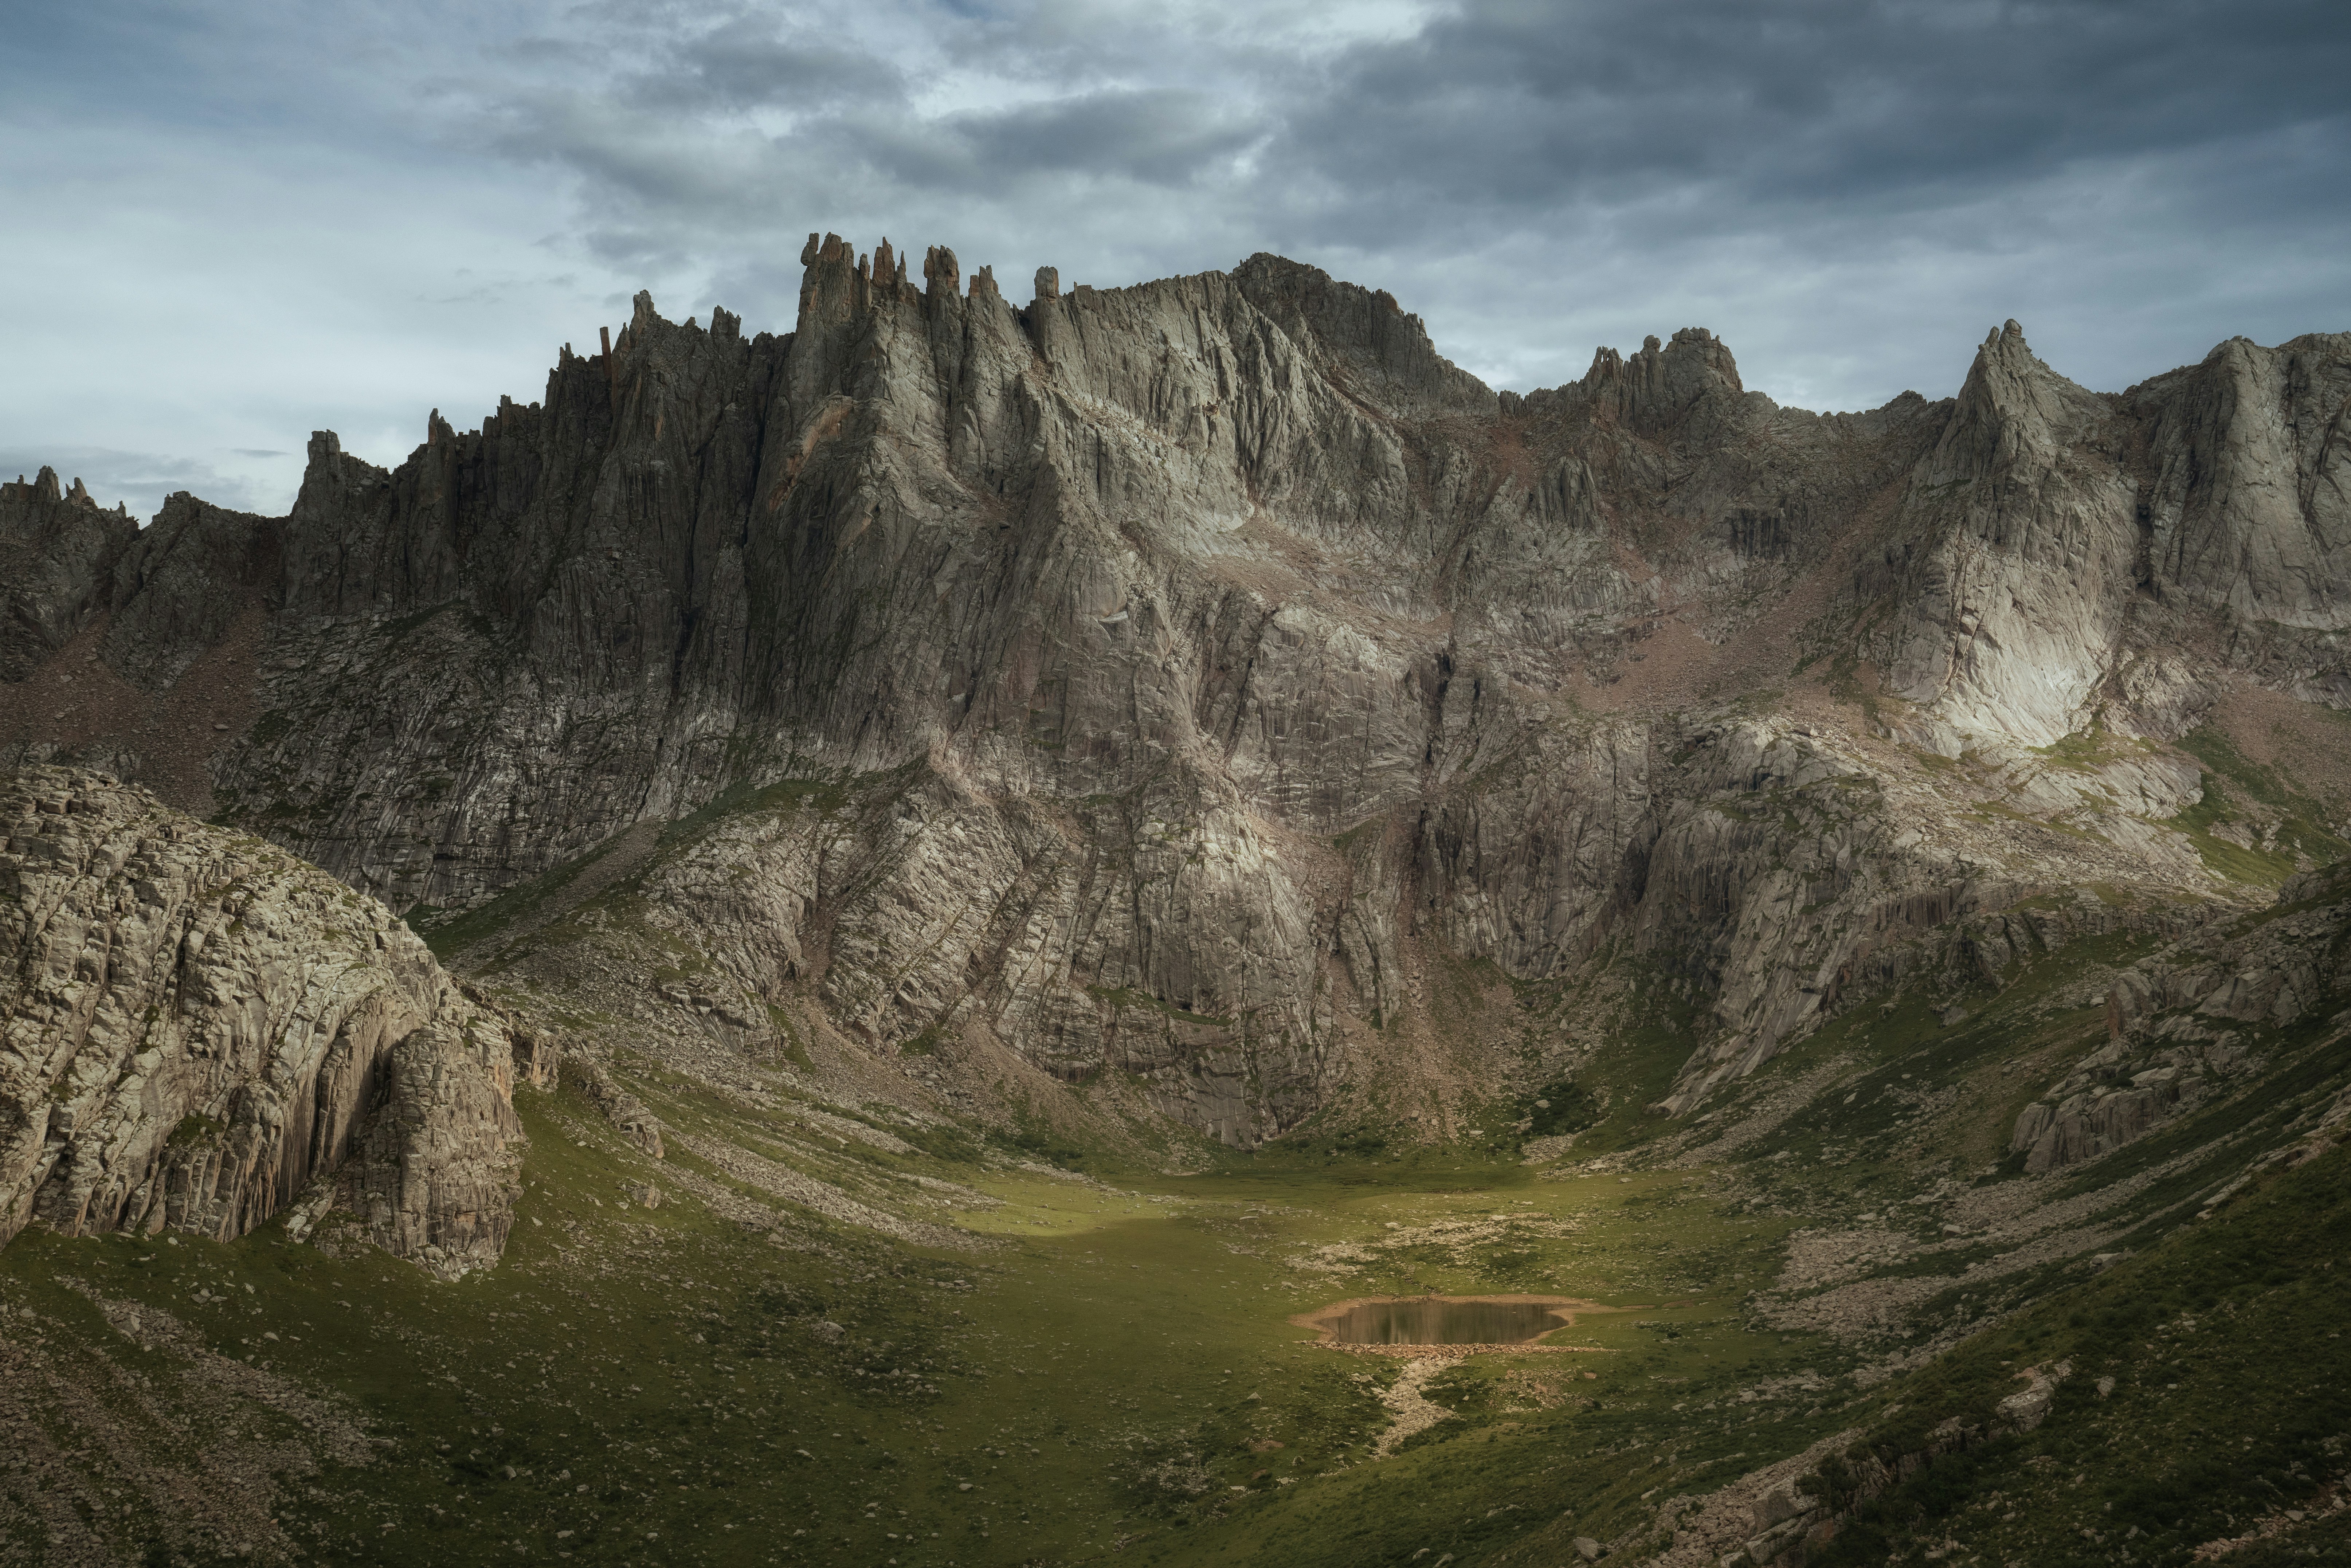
[1305,1296,1575,1346]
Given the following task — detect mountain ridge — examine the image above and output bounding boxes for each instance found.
[5,240,2351,1568]
[5,240,2347,1150]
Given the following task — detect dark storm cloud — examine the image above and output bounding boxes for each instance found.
[935,89,1266,187]
[1277,0,2351,234]
[481,1,2351,314]
[632,17,906,112]
[7,0,2350,522]
[820,87,1269,195]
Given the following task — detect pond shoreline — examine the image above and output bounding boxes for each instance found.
[1290,1293,1643,1352]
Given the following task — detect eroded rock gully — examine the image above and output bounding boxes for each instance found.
[4,240,2348,1146]
[0,768,522,1276]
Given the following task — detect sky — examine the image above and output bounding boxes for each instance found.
[6,0,2348,521]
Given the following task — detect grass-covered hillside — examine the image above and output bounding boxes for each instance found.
[4,767,2349,1568]
[5,852,2349,1567]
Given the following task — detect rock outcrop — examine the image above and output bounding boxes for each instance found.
[2011,863,2351,1173]
[5,240,2348,1139]
[1866,321,2141,746]
[571,1056,666,1158]
[0,767,521,1275]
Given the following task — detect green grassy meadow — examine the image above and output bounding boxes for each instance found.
[7,882,2349,1567]
[0,1071,1840,1568]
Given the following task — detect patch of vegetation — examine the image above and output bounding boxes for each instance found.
[2170,725,2351,883]
[4,1058,1847,1568]
[1523,1077,1601,1138]
[164,1112,224,1149]
[2034,716,2154,772]
[992,1122,1089,1171]
[766,1005,816,1073]
[1553,976,1706,1157]
[1809,1142,2351,1567]
[655,773,849,851]
[407,828,644,958]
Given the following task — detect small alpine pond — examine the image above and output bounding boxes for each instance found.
[1297,1294,1592,1346]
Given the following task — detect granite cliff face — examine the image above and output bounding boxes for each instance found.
[5,242,2349,1144]
[0,768,521,1275]
[1857,321,2351,747]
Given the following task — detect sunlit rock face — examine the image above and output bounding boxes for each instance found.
[1859,321,2351,746]
[5,238,2347,1141]
[0,768,520,1274]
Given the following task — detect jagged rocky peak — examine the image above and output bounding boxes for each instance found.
[5,243,2350,1146]
[1590,325,1743,407]
[1229,251,1497,415]
[1858,314,2351,747]
[0,767,526,1277]
[290,427,383,521]
[789,234,1490,413]
[1501,323,1746,430]
[2128,327,2351,633]
[800,230,974,323]
[1923,318,2109,484]
[0,467,141,680]
[6,466,73,507]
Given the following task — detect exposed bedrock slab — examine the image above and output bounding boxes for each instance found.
[0,767,520,1275]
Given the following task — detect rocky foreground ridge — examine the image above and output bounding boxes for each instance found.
[4,240,2349,1148]
[0,768,521,1276]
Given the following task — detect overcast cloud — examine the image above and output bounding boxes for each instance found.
[7,0,2347,520]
